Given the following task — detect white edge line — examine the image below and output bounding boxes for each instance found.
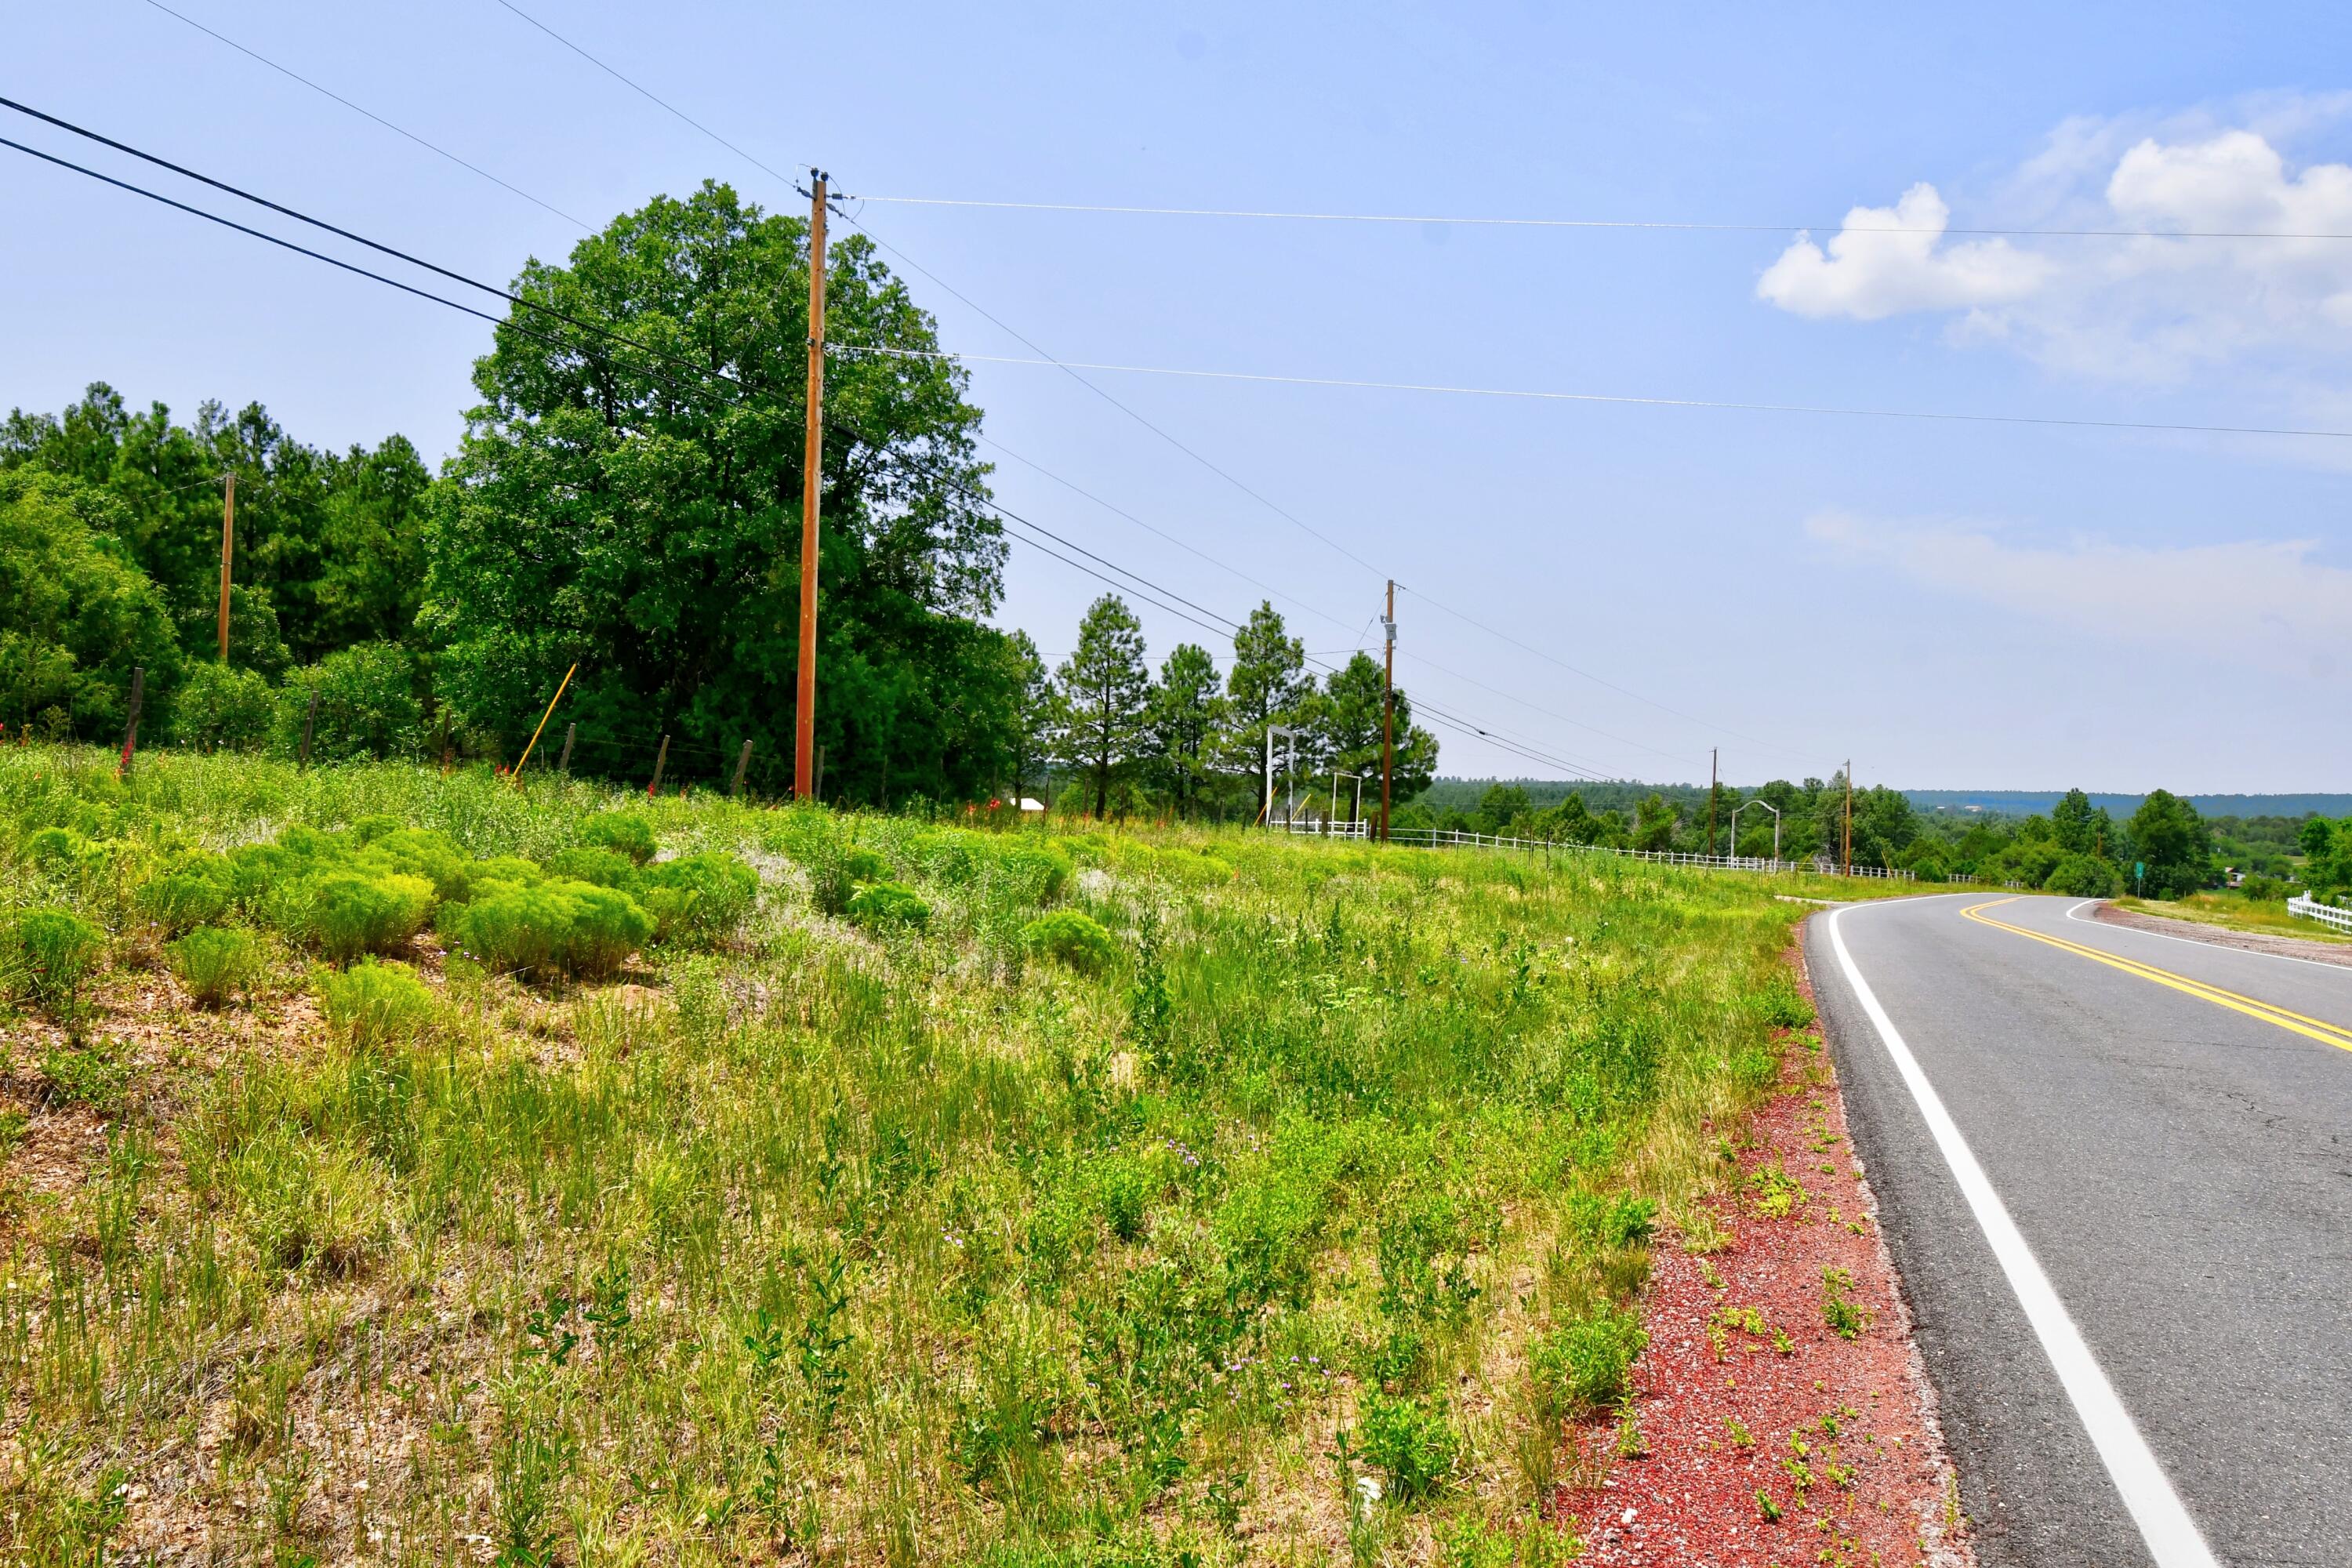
[2065,898,2352,974]
[1825,905,2220,1568]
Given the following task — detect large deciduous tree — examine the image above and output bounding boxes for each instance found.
[0,471,180,739]
[1054,595,1152,818]
[421,182,1012,800]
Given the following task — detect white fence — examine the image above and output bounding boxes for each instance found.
[1330,825,1915,880]
[2287,892,2352,934]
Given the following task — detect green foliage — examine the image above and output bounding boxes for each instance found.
[318,957,437,1047]
[1352,1392,1459,1502]
[579,812,657,866]
[5,908,105,1017]
[545,844,637,888]
[278,869,434,963]
[1757,971,1816,1030]
[0,469,180,742]
[419,183,1020,802]
[1821,1265,1869,1340]
[2048,853,2122,898]
[168,926,262,1007]
[1054,594,1153,818]
[279,641,421,760]
[441,879,652,980]
[137,853,237,936]
[169,661,278,751]
[848,880,931,932]
[1022,909,1117,975]
[633,851,759,945]
[38,1039,130,1109]
[1530,1307,1648,1421]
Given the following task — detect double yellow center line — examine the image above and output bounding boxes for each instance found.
[1961,898,2352,1054]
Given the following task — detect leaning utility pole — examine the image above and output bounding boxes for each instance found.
[1380,580,1396,840]
[216,473,234,661]
[1842,760,1853,875]
[1708,747,1719,857]
[793,170,830,800]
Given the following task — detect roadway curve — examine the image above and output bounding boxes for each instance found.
[1807,892,2352,1568]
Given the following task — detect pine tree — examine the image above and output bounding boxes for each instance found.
[1054,595,1152,818]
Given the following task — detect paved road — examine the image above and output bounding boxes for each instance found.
[1808,893,2352,1568]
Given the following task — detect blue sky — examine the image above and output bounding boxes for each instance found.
[9,2,2352,792]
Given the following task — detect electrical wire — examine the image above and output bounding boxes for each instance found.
[103,10,1873,770]
[850,192,2352,243]
[136,0,590,230]
[0,116,1711,782]
[831,342,2352,442]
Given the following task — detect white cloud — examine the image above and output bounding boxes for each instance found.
[1806,510,2351,677]
[1755,184,2049,320]
[1760,107,2352,382]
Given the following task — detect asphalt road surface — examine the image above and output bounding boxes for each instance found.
[1808,892,2352,1568]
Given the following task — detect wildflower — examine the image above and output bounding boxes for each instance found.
[1356,1475,1381,1505]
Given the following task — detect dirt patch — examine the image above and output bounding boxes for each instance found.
[1558,933,1971,1567]
[2090,901,2352,967]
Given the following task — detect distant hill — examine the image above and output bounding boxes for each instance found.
[1417,778,2349,822]
[1900,790,2352,820]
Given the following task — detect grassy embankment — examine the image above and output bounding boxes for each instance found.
[2112,890,2352,945]
[2,746,1873,1566]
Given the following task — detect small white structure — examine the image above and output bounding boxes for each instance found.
[1018,797,1047,814]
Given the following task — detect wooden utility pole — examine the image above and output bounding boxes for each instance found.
[1842,760,1853,875]
[1708,747,1719,857]
[557,724,576,776]
[1380,580,1396,840]
[648,734,670,797]
[794,170,830,800]
[216,474,234,662]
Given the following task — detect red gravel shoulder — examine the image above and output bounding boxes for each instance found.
[1558,929,1973,1567]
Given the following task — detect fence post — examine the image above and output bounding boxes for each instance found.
[557,723,575,776]
[298,688,319,771]
[116,666,144,779]
[731,739,753,797]
[647,735,670,797]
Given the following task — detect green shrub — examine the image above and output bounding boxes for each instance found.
[5,908,106,1017]
[545,845,637,889]
[2048,853,2122,898]
[168,927,262,1007]
[990,842,1073,905]
[137,854,237,936]
[1354,1392,1459,1501]
[1757,973,1816,1031]
[364,829,474,902]
[318,958,437,1047]
[635,852,759,945]
[278,641,420,760]
[1530,1307,1648,1422]
[21,826,96,874]
[38,1040,131,1109]
[1021,909,1116,975]
[277,870,434,963]
[579,812,658,866]
[442,880,652,981]
[169,662,276,751]
[848,880,931,932]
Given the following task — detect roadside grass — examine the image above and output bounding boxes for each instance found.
[2114,890,2352,946]
[2,745,1842,1564]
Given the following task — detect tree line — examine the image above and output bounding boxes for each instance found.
[1417,779,2234,898]
[1,180,1437,811]
[1034,594,1436,822]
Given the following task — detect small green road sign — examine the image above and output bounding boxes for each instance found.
[2135,862,2146,879]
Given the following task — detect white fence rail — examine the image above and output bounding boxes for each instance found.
[1308,824,1917,880]
[2288,892,2352,934]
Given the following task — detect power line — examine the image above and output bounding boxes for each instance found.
[851,192,2352,243]
[135,0,590,230]
[831,342,2352,442]
[117,4,1838,779]
[0,98,1729,784]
